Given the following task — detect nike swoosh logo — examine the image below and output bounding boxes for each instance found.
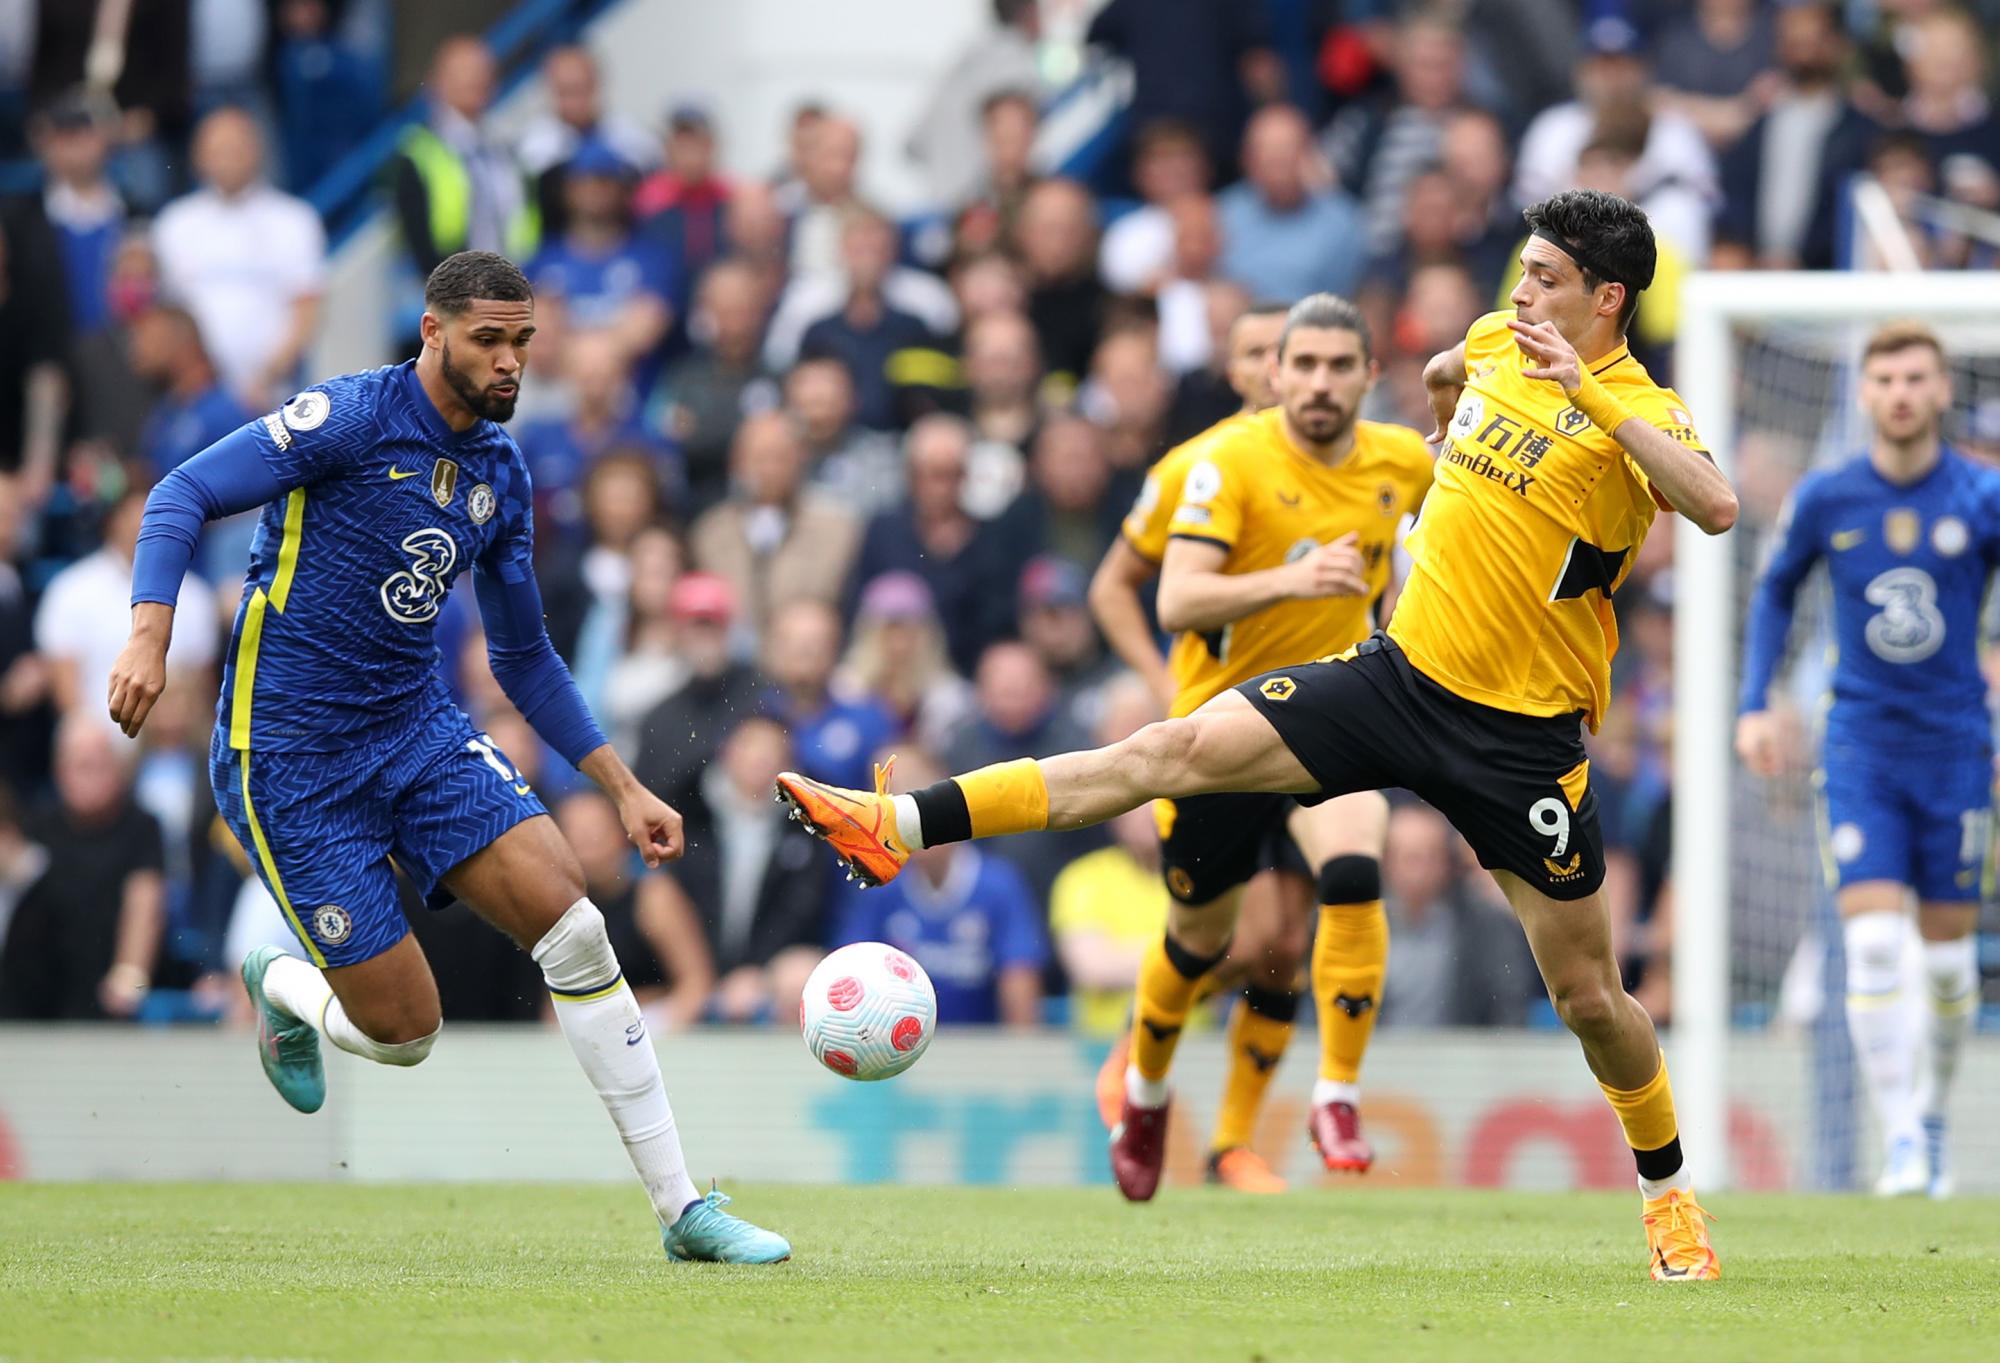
[514,783,533,796]
[1278,492,1301,507]
[1832,529,1865,550]
[387,468,420,480]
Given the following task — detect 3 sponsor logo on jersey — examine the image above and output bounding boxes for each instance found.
[380,527,460,624]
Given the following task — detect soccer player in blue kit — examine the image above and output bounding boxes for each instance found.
[1737,321,1996,1199]
[106,251,790,1263]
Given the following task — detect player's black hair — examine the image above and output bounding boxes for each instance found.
[424,251,532,317]
[1278,292,1371,361]
[1521,189,1655,334]
[1243,298,1292,319]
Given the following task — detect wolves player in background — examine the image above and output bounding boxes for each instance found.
[781,191,1737,1279]
[1089,300,1399,1193]
[106,252,789,1264]
[1738,322,1995,1199]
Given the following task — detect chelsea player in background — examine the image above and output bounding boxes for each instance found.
[1738,321,1998,1200]
[106,252,789,1263]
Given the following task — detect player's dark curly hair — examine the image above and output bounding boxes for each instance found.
[1278,292,1371,360]
[424,250,533,316]
[1522,189,1655,334]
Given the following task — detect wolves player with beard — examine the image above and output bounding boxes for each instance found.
[107,251,789,1264]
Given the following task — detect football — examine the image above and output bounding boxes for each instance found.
[799,942,938,1081]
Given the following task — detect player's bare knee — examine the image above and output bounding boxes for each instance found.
[1551,981,1621,1039]
[1126,718,1201,788]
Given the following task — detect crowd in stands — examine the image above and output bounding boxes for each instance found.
[0,0,1995,1030]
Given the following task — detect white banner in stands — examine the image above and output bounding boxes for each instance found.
[2,1028,1995,1191]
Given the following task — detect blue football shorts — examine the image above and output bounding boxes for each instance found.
[1819,741,1994,904]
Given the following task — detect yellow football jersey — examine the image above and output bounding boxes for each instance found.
[1120,412,1252,564]
[1162,408,1433,717]
[1390,309,1707,730]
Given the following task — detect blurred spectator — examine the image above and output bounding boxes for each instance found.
[1437,107,1525,297]
[1014,178,1108,385]
[998,413,1119,571]
[789,356,903,517]
[723,180,792,308]
[0,210,71,495]
[571,524,685,759]
[1901,7,1997,182]
[153,107,326,408]
[513,330,675,546]
[631,571,760,811]
[129,305,249,480]
[391,36,537,277]
[34,491,216,734]
[762,599,895,791]
[941,640,1100,906]
[1082,326,1171,480]
[32,91,124,336]
[906,0,1043,210]
[837,572,974,751]
[70,229,158,461]
[1712,1,1875,272]
[525,145,675,376]
[1378,803,1539,1027]
[1321,13,1472,256]
[1653,0,1779,150]
[1048,676,1168,1037]
[656,258,780,516]
[957,308,1043,515]
[191,0,269,117]
[780,112,863,287]
[847,415,1017,675]
[0,475,52,792]
[1358,167,1467,347]
[690,411,861,637]
[950,89,1042,258]
[1154,194,1226,374]
[560,787,714,1030]
[636,105,733,302]
[1017,554,1116,734]
[31,0,190,212]
[797,208,941,432]
[769,100,825,206]
[538,451,666,662]
[1218,104,1367,303]
[272,0,381,194]
[1086,0,1283,180]
[668,715,827,1023]
[1513,17,1717,239]
[835,746,1045,1026]
[517,44,659,238]
[0,714,165,1020]
[768,202,959,381]
[0,786,48,963]
[1164,280,1256,443]
[1099,119,1212,295]
[1376,260,1483,428]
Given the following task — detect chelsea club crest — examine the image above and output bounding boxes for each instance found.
[468,483,496,525]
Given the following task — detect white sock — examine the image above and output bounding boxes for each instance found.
[1312,1078,1361,1108]
[894,793,927,849]
[1844,911,1922,1145]
[535,899,701,1226]
[1922,936,1978,1118]
[262,953,435,1065]
[1638,1165,1693,1201]
[1124,1064,1169,1108]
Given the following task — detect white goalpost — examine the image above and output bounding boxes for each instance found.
[1673,269,2000,1191]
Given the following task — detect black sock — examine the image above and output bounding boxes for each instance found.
[1633,1136,1684,1184]
[909,779,972,846]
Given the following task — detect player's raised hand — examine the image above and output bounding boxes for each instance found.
[106,604,174,738]
[1287,533,1369,599]
[619,786,686,867]
[1734,710,1786,779]
[1507,318,1582,395]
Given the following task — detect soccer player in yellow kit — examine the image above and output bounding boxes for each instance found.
[1088,297,1431,1196]
[780,190,1737,1279]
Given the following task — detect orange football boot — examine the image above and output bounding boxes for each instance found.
[1643,1188,1721,1281]
[1095,1029,1131,1130]
[1206,1146,1288,1194]
[774,759,912,888]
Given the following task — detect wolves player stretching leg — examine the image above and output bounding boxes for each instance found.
[107,252,788,1263]
[782,191,1735,1279]
[1738,322,1994,1199]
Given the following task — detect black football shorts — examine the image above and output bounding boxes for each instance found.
[1237,632,1605,901]
[1155,791,1311,906]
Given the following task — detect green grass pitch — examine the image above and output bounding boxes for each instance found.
[2,1183,1994,1362]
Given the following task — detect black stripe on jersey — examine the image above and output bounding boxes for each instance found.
[1550,538,1630,603]
[1167,532,1234,552]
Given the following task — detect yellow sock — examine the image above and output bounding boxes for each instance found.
[954,759,1049,839]
[1130,934,1220,1081]
[1312,898,1388,1083]
[1601,1052,1681,1167]
[1212,988,1297,1151]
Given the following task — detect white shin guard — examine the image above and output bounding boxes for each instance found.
[534,898,700,1224]
[1922,935,1977,1118]
[1843,911,1921,1144]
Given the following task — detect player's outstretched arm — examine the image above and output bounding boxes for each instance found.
[1088,538,1174,710]
[1422,342,1469,442]
[1735,481,1823,777]
[1157,534,1366,633]
[1507,318,1738,534]
[112,425,290,736]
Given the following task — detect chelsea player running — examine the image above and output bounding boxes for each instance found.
[106,252,789,1263]
[1738,321,1997,1199]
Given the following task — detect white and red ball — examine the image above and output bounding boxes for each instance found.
[799,942,938,1080]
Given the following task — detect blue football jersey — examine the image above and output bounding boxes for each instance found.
[221,361,535,752]
[1741,446,2000,750]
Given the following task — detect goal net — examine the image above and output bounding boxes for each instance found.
[1673,271,2000,1192]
